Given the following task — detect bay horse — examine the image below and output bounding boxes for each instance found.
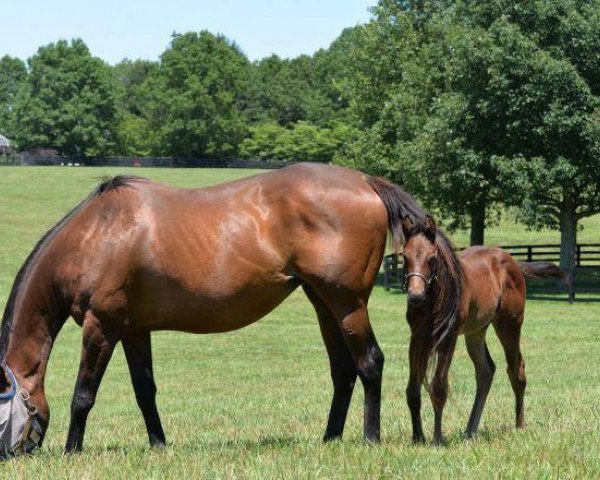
[400,214,565,444]
[0,163,425,456]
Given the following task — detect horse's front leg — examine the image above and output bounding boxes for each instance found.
[65,312,118,453]
[122,331,166,447]
[429,337,456,445]
[406,335,426,443]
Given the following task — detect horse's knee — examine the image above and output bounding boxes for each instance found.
[357,345,384,386]
[71,392,96,417]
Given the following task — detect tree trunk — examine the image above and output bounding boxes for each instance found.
[470,201,485,246]
[559,199,577,301]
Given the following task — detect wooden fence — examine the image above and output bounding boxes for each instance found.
[382,243,600,301]
[0,155,292,169]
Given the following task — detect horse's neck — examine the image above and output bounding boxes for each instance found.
[4,275,68,404]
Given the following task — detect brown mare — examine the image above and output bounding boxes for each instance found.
[0,163,426,456]
[400,214,565,444]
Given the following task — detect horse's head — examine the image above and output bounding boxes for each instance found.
[401,214,438,305]
[0,365,44,458]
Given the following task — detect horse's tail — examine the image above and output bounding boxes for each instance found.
[517,261,566,282]
[366,176,427,244]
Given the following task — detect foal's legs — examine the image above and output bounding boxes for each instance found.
[122,332,166,447]
[406,336,426,443]
[464,330,496,438]
[428,336,457,445]
[65,312,118,453]
[304,286,357,441]
[493,314,527,428]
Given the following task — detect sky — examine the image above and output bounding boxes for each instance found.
[2,0,376,65]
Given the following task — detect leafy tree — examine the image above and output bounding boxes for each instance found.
[240,121,359,163]
[143,31,250,158]
[112,59,158,155]
[13,39,119,155]
[339,0,600,277]
[0,56,27,141]
[244,28,362,128]
[244,55,334,126]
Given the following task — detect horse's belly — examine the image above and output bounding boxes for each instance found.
[130,274,299,334]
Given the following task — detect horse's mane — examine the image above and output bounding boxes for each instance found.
[406,222,463,394]
[0,175,143,364]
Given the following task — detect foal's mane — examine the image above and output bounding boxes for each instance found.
[406,222,463,389]
[0,175,143,365]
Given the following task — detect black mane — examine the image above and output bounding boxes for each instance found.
[0,175,144,364]
[406,224,464,394]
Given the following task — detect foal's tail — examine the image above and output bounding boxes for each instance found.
[517,261,566,282]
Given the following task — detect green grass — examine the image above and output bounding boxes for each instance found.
[1,166,600,478]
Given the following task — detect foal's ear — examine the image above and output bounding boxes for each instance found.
[424,215,437,240]
[401,214,415,238]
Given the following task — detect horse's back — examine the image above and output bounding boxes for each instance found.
[47,164,388,333]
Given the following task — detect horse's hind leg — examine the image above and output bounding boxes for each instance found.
[464,330,496,439]
[493,313,527,429]
[65,312,118,453]
[122,331,166,447]
[307,285,384,442]
[303,286,357,441]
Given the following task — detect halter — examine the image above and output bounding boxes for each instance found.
[1,366,42,455]
[403,271,437,293]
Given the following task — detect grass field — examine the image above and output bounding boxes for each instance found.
[1,166,600,479]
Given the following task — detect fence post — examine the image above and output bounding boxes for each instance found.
[576,244,581,267]
[527,246,533,262]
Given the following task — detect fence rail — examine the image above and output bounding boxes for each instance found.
[498,243,600,267]
[1,155,294,169]
[383,243,600,301]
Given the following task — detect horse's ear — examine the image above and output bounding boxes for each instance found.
[401,215,415,238]
[424,215,437,239]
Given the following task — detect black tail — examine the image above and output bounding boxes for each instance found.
[517,261,566,282]
[367,176,463,401]
[366,176,427,242]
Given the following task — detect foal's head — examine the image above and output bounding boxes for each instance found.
[401,214,438,305]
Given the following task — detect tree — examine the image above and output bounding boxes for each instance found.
[239,121,360,163]
[243,27,362,129]
[446,0,600,273]
[143,31,250,158]
[14,39,119,155]
[0,56,27,141]
[338,0,600,274]
[113,59,158,155]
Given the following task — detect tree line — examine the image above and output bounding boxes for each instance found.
[1,0,600,276]
[0,29,360,162]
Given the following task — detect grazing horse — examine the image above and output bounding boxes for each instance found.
[400,214,565,444]
[0,163,426,456]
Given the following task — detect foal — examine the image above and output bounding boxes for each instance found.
[401,215,564,444]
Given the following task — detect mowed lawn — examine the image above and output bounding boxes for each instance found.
[1,166,599,479]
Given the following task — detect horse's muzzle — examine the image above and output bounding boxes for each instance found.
[0,367,44,459]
